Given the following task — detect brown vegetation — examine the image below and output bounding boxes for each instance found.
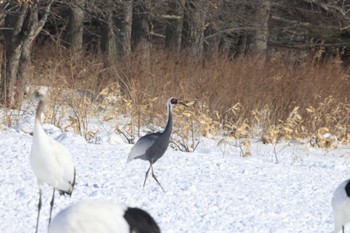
[25,45,350,148]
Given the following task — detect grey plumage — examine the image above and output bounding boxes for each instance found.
[127,97,187,191]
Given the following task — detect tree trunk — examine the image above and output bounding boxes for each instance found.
[254,0,270,61]
[165,0,184,52]
[0,41,3,88]
[116,0,133,59]
[16,36,32,106]
[182,0,209,57]
[63,0,85,52]
[1,4,28,107]
[100,12,117,63]
[132,0,151,71]
[204,22,220,58]
[0,2,6,27]
[0,3,4,89]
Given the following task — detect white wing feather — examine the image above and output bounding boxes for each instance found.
[30,124,74,192]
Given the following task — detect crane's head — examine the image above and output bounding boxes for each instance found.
[29,86,48,101]
[168,97,188,107]
[33,91,45,101]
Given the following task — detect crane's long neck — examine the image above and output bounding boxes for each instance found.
[34,99,45,131]
[163,102,173,137]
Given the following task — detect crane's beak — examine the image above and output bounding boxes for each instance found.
[30,91,45,100]
[178,100,188,107]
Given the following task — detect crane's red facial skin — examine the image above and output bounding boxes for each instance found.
[171,98,178,104]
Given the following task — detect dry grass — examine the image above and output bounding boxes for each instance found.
[25,45,350,148]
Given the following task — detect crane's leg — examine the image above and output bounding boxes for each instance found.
[343,225,344,233]
[35,189,42,233]
[143,165,151,189]
[48,188,55,226]
[150,164,165,192]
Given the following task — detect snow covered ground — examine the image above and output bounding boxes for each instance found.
[1,113,350,233]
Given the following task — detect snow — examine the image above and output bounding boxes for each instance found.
[1,113,350,233]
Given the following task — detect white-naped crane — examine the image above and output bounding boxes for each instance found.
[332,179,350,233]
[30,91,76,233]
[127,97,187,192]
[48,199,161,233]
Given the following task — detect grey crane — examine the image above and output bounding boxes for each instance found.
[127,97,187,191]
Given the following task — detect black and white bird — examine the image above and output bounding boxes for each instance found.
[30,92,76,233]
[127,97,187,191]
[48,199,161,233]
[332,179,350,233]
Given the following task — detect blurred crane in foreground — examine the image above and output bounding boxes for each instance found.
[333,179,350,233]
[49,199,160,233]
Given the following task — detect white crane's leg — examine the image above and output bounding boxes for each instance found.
[48,188,55,226]
[143,165,151,189]
[343,225,345,233]
[35,189,42,233]
[150,164,165,192]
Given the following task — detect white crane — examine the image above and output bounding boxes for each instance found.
[48,199,161,233]
[127,97,187,191]
[30,92,76,233]
[332,179,350,233]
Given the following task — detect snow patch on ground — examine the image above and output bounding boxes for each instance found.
[0,119,350,232]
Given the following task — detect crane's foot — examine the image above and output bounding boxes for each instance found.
[35,189,42,233]
[48,188,55,226]
[143,166,151,189]
[150,165,165,192]
[151,172,165,192]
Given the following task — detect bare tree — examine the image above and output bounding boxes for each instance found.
[165,0,184,52]
[203,1,221,58]
[253,0,271,62]
[94,0,133,61]
[116,0,133,59]
[63,0,85,52]
[182,0,209,57]
[1,0,55,108]
[302,0,350,30]
[98,1,117,62]
[0,1,8,85]
[132,0,151,70]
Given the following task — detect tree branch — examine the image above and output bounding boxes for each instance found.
[33,0,55,37]
[13,4,29,37]
[271,15,311,27]
[204,27,255,40]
